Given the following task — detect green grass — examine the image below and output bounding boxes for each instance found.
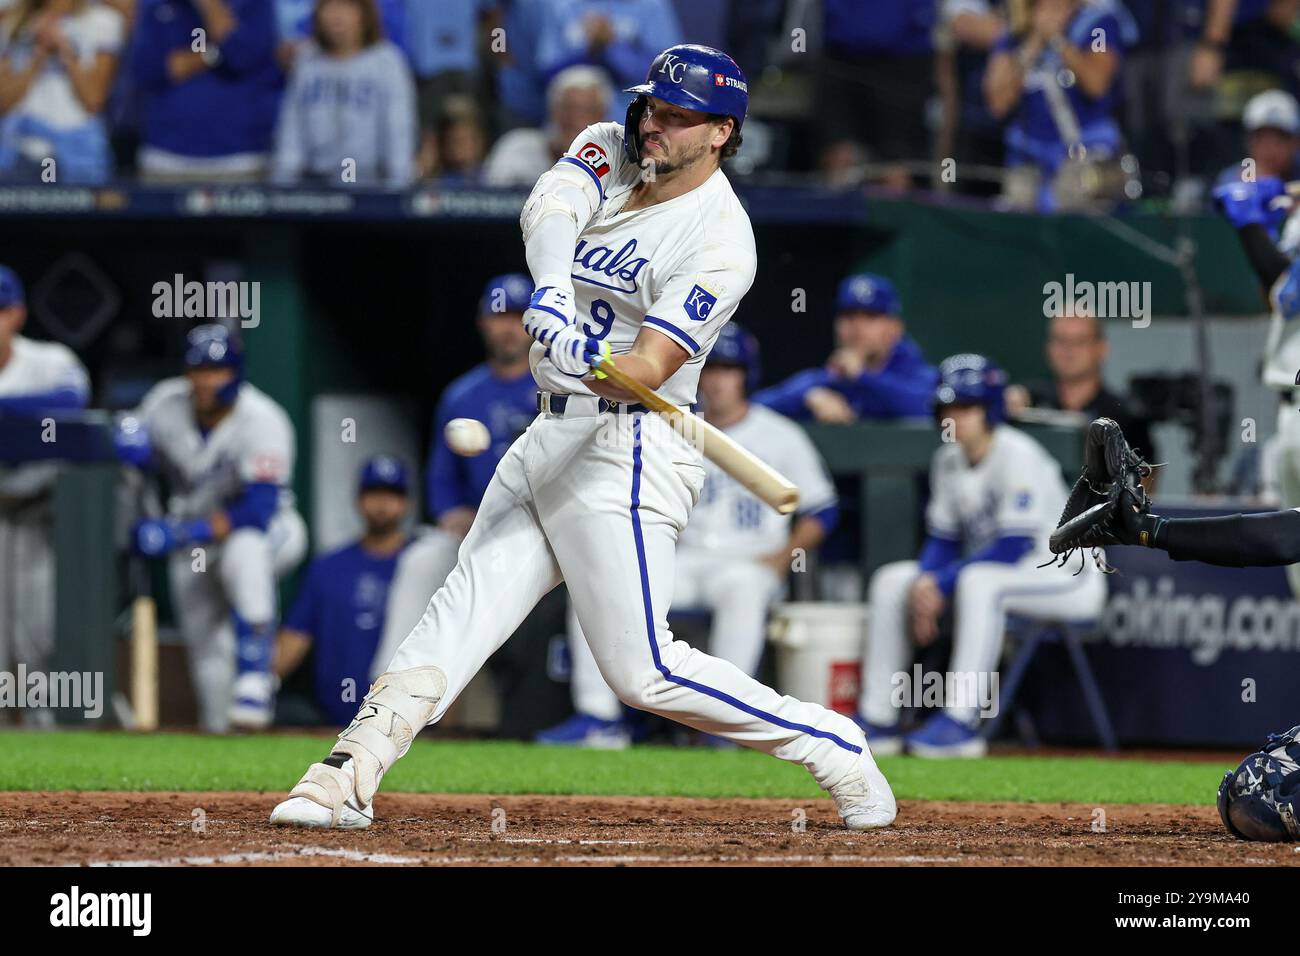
[0,731,1223,805]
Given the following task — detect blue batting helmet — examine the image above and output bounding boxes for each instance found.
[479,273,533,316]
[623,44,748,164]
[1218,725,1300,842]
[706,323,760,392]
[359,455,409,495]
[0,265,24,308]
[934,353,1007,425]
[184,323,244,406]
[837,273,901,316]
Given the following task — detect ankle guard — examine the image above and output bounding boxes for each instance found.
[332,667,447,805]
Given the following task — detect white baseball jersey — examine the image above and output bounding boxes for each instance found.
[529,121,758,407]
[134,378,296,521]
[681,403,836,557]
[0,335,90,401]
[925,425,1068,557]
[0,336,90,498]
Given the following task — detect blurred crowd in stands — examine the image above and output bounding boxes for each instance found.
[0,0,1297,205]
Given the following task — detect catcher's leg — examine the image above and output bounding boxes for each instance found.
[271,438,562,828]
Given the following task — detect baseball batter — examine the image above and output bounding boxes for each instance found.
[858,354,1107,758]
[0,264,90,724]
[272,44,895,831]
[120,324,306,733]
[545,323,839,746]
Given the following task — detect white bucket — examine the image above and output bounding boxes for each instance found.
[768,602,868,714]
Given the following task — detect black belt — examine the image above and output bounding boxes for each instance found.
[536,392,647,416]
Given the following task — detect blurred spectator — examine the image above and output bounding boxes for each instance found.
[0,0,126,184]
[984,0,1136,211]
[0,264,90,728]
[753,273,939,423]
[421,91,485,181]
[1215,89,1300,190]
[494,0,546,128]
[274,456,413,727]
[533,0,682,122]
[815,0,937,191]
[935,0,1009,195]
[271,0,416,189]
[1004,307,1159,464]
[482,63,610,186]
[133,0,281,184]
[1228,0,1300,100]
[275,0,404,71]
[403,0,492,159]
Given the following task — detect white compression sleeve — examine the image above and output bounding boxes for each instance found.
[525,214,580,292]
[520,162,602,291]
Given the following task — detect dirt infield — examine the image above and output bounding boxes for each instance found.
[1,792,1296,866]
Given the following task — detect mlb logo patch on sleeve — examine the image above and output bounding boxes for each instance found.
[576,142,611,177]
[684,284,718,321]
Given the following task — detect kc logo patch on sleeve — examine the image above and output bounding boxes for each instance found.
[576,142,610,177]
[684,284,718,321]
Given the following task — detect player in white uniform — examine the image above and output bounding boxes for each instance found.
[857,354,1107,758]
[271,44,895,831]
[0,265,90,725]
[118,325,306,733]
[540,323,839,747]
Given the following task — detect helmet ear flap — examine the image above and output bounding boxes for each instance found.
[623,95,648,165]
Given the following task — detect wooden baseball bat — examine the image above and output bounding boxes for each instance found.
[130,567,159,733]
[593,355,800,514]
[127,470,161,732]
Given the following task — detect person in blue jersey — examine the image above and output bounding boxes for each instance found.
[274,456,412,726]
[753,273,938,424]
[370,272,538,677]
[133,0,282,183]
[984,0,1136,212]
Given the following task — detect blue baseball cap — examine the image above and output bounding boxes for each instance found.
[359,455,409,495]
[480,273,534,316]
[836,274,901,317]
[0,265,25,308]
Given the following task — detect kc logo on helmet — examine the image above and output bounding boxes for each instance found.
[659,53,687,83]
[576,142,610,177]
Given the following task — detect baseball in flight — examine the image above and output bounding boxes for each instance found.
[445,417,491,456]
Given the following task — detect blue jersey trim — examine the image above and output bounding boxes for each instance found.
[559,156,605,201]
[628,416,861,755]
[642,315,700,353]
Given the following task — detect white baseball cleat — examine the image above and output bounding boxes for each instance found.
[270,757,374,829]
[828,750,898,831]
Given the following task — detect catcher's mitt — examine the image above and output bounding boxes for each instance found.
[1047,417,1154,567]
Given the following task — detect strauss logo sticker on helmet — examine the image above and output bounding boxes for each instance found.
[713,73,747,92]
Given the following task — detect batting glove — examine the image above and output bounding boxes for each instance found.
[522,286,576,345]
[548,326,609,378]
[132,517,213,557]
[1212,178,1286,231]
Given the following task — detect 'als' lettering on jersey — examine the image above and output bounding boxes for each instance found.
[684,284,717,322]
[576,142,610,177]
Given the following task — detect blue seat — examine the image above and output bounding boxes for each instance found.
[981,614,1118,752]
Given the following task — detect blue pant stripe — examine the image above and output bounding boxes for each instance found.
[628,417,861,755]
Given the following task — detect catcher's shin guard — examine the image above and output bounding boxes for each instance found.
[276,667,446,826]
